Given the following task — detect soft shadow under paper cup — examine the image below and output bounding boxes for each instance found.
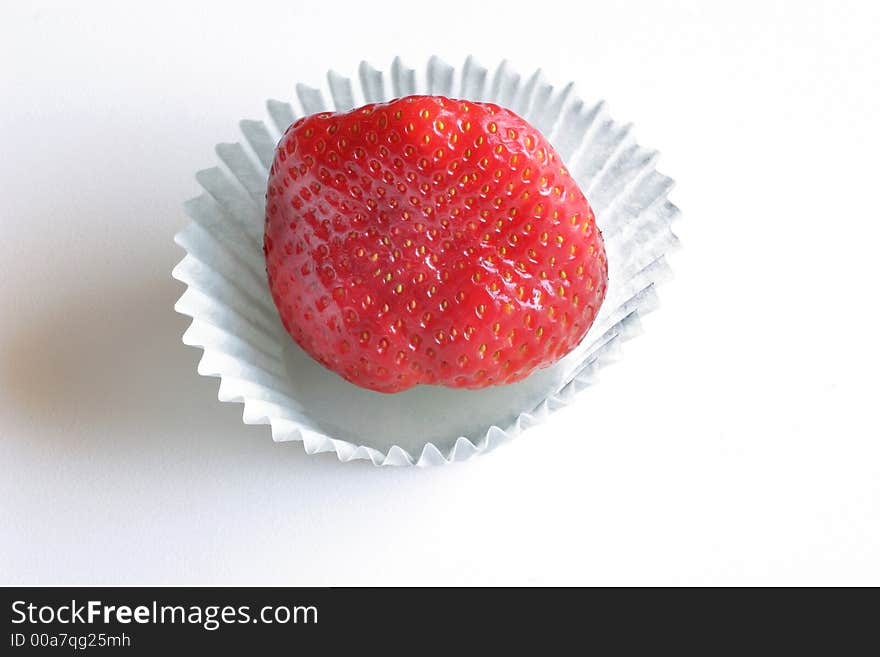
[172,55,680,466]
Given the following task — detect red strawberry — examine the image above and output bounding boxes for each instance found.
[265,95,607,393]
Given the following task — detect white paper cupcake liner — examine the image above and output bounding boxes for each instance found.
[172,55,680,466]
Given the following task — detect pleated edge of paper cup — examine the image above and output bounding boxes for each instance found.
[171,55,681,467]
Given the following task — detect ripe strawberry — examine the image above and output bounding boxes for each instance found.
[265,95,607,393]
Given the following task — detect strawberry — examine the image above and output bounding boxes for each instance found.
[265,95,607,393]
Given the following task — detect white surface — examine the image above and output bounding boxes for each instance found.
[1,0,878,585]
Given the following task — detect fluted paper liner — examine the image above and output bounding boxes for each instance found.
[172,56,680,466]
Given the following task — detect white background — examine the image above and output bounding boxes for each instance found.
[2,0,878,585]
